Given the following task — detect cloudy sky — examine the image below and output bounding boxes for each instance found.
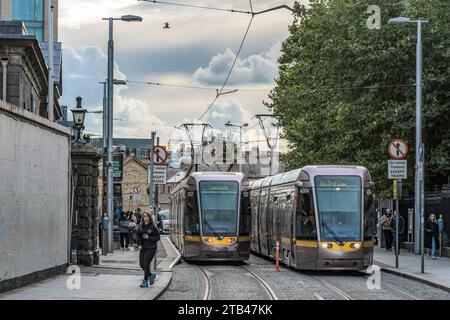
[59,0,305,144]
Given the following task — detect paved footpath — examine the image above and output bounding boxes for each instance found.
[0,236,181,300]
[374,246,450,292]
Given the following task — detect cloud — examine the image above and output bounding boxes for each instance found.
[192,41,282,86]
[203,98,252,128]
[61,45,172,140]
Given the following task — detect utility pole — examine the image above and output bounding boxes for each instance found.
[388,17,428,258]
[254,114,281,176]
[106,18,114,253]
[149,131,156,214]
[100,81,107,152]
[47,1,54,121]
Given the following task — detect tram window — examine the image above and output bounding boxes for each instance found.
[296,188,317,240]
[240,191,252,234]
[184,191,200,235]
[364,188,375,240]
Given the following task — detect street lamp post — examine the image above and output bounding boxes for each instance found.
[70,97,90,144]
[102,15,142,253]
[225,121,248,173]
[389,17,428,272]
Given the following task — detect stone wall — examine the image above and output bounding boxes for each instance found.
[71,143,102,266]
[0,100,71,292]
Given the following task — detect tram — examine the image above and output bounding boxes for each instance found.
[169,172,251,261]
[249,165,376,270]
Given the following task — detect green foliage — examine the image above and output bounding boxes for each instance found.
[267,0,450,196]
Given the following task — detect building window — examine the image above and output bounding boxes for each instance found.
[31,94,36,113]
[12,0,44,42]
[138,149,149,160]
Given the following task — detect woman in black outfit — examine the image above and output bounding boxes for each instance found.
[137,212,160,288]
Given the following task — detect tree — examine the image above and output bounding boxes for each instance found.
[267,0,450,196]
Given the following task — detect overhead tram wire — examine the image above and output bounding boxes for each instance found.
[138,0,253,15]
[125,80,272,92]
[139,0,296,121]
[198,14,255,121]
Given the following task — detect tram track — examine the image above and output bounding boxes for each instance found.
[198,266,211,300]
[240,265,279,300]
[197,263,278,300]
[356,271,421,300]
[305,273,355,300]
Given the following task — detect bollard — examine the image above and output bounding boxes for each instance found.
[275,241,280,272]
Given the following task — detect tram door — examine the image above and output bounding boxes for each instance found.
[178,193,184,252]
[259,191,269,256]
[250,192,260,253]
[268,193,280,258]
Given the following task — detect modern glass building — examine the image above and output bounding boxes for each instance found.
[12,0,44,42]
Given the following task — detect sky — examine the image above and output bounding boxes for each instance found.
[59,0,306,146]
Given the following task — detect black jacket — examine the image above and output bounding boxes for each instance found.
[424,219,440,249]
[137,223,160,250]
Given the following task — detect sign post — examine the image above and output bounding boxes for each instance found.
[387,139,408,269]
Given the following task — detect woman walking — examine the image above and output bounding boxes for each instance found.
[137,212,160,288]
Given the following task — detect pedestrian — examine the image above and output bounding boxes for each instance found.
[119,212,130,251]
[128,211,138,248]
[425,213,440,259]
[390,211,405,254]
[378,209,393,251]
[135,208,142,225]
[99,213,109,251]
[137,212,160,288]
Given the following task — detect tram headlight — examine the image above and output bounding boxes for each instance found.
[321,243,333,249]
[204,238,213,244]
[227,238,236,244]
[350,243,361,249]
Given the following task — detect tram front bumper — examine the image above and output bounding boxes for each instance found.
[317,242,365,270]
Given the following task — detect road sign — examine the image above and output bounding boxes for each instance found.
[388,139,408,160]
[148,165,167,185]
[133,186,141,194]
[132,194,141,203]
[388,160,407,179]
[148,145,168,165]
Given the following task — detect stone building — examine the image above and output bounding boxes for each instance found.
[122,157,151,213]
[0,20,62,119]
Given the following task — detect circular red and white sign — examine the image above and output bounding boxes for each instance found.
[388,139,408,160]
[153,146,168,165]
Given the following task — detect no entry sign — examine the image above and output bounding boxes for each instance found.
[148,145,168,165]
[388,139,408,160]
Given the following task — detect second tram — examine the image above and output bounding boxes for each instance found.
[249,165,376,270]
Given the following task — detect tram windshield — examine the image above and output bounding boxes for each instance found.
[199,181,239,236]
[315,176,361,241]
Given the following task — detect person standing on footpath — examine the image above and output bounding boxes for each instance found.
[119,212,130,251]
[378,209,393,251]
[137,212,160,288]
[425,213,440,259]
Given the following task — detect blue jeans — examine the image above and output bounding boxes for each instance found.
[432,237,436,257]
